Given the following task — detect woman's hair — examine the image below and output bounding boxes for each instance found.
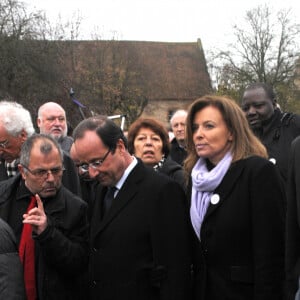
[127,118,170,156]
[184,95,268,175]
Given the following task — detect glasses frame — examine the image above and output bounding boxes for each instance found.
[0,139,9,149]
[79,148,111,173]
[21,164,65,179]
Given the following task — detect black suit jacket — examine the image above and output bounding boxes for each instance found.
[189,156,285,300]
[89,160,192,300]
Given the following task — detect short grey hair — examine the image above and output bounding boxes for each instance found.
[170,109,188,126]
[20,134,64,167]
[0,101,35,137]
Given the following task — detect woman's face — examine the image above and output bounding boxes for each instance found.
[133,127,164,166]
[192,106,232,165]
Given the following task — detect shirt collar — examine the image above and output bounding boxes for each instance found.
[114,156,137,191]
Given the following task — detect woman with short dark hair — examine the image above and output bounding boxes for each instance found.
[128,117,185,190]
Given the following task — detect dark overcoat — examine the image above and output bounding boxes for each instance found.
[0,218,25,299]
[253,109,300,184]
[0,175,89,300]
[88,160,192,300]
[286,136,300,299]
[189,156,285,300]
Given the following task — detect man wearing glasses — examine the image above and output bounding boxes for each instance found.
[37,102,74,153]
[0,100,81,196]
[0,101,34,179]
[73,115,192,300]
[0,134,88,299]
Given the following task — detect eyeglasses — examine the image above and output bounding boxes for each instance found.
[21,164,65,179]
[0,139,9,149]
[79,148,111,173]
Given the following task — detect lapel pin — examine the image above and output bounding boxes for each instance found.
[269,158,276,164]
[211,194,220,205]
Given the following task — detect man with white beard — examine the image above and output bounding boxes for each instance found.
[37,102,73,153]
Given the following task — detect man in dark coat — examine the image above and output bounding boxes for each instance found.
[0,218,25,299]
[73,115,192,300]
[0,100,81,196]
[0,134,88,300]
[169,110,187,166]
[241,83,300,184]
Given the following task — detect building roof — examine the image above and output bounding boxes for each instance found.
[67,38,212,101]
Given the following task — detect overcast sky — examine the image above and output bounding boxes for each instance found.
[25,0,299,52]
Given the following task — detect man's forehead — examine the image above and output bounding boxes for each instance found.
[45,111,65,118]
[243,88,269,100]
[172,115,186,124]
[75,131,104,155]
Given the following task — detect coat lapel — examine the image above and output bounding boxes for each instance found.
[91,161,144,240]
[90,185,106,240]
[203,160,246,219]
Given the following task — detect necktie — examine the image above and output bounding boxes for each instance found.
[103,186,117,216]
[19,196,37,300]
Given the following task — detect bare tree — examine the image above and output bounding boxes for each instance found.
[0,0,66,112]
[209,5,300,109]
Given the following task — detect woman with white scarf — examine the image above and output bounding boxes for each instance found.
[184,95,285,300]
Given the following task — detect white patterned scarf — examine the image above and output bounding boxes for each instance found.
[190,151,232,240]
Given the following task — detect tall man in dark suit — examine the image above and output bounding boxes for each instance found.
[73,115,192,300]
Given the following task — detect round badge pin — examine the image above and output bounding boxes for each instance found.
[211,194,220,205]
[269,158,276,165]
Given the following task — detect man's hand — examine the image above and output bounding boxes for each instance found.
[23,194,47,235]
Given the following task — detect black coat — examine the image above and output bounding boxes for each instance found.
[169,138,187,166]
[0,175,89,300]
[157,156,186,191]
[0,218,25,299]
[58,135,74,153]
[88,160,192,300]
[286,136,300,299]
[253,109,300,184]
[189,156,285,300]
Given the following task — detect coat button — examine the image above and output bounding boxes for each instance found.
[210,194,220,205]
